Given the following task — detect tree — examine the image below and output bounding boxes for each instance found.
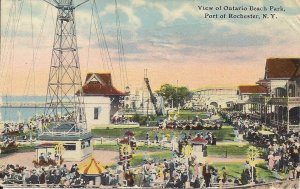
[156,84,192,108]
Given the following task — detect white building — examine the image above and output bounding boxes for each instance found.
[236,85,268,113]
[80,73,125,129]
[123,89,165,116]
[186,88,238,110]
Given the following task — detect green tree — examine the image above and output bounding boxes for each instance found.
[156,84,192,108]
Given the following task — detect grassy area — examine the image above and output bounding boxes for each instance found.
[92,125,235,141]
[0,144,35,158]
[17,144,36,153]
[213,162,278,182]
[93,144,119,151]
[207,144,250,157]
[130,151,173,166]
[92,127,153,139]
[93,143,170,152]
[169,110,208,120]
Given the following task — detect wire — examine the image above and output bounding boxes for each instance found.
[85,3,93,75]
[114,0,129,90]
[89,1,108,71]
[115,0,124,89]
[92,0,115,77]
[23,3,49,97]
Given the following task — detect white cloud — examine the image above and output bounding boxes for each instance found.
[147,2,198,26]
[96,3,142,30]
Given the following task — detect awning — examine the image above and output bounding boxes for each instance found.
[78,157,106,175]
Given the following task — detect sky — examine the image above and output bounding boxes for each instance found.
[0,0,300,96]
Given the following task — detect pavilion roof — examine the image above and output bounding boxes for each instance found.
[191,136,208,144]
[265,58,300,79]
[79,158,106,175]
[238,85,268,94]
[79,73,125,96]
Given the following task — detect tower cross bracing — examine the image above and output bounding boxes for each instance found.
[43,0,88,134]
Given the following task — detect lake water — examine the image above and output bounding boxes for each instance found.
[0,96,46,122]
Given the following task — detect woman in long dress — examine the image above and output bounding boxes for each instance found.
[268,152,275,170]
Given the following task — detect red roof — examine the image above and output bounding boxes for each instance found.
[191,136,208,144]
[120,137,129,144]
[80,73,125,96]
[238,85,268,94]
[85,73,112,86]
[124,130,135,137]
[265,58,300,79]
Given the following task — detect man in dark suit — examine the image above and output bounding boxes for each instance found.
[28,170,39,184]
[203,162,211,187]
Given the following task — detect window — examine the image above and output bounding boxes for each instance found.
[94,107,99,120]
[63,143,76,151]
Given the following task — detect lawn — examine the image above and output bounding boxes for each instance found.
[130,151,173,166]
[168,110,208,120]
[213,162,278,182]
[93,143,169,152]
[92,125,235,141]
[0,144,36,158]
[207,144,250,157]
[93,144,119,151]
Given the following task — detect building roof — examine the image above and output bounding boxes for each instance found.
[80,73,125,96]
[191,136,208,144]
[238,85,268,94]
[265,58,300,79]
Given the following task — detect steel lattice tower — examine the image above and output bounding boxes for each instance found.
[43,0,89,133]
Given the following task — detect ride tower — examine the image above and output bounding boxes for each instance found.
[37,0,93,162]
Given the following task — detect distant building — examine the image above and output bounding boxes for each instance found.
[186,88,238,110]
[123,89,165,115]
[236,85,268,113]
[80,73,125,129]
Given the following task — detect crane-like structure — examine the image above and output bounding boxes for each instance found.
[144,69,163,116]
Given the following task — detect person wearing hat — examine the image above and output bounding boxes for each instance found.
[28,169,39,185]
[203,162,212,187]
[295,163,300,178]
[163,159,169,181]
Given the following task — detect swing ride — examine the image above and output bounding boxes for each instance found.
[0,0,131,162]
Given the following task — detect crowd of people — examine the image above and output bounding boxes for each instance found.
[1,110,300,188]
[0,121,38,151]
[0,164,87,187]
[222,111,300,180]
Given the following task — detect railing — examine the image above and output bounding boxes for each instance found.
[270,120,285,128]
[288,97,300,103]
[268,97,288,104]
[1,179,299,189]
[40,130,90,137]
[248,96,300,105]
[289,124,300,131]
